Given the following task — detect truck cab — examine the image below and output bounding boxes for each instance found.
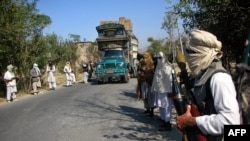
[95,23,131,83]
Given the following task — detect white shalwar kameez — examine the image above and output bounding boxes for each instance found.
[152,56,173,122]
[4,68,17,102]
[46,65,56,89]
[82,63,88,83]
[63,64,72,86]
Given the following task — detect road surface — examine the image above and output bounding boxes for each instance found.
[0,79,182,141]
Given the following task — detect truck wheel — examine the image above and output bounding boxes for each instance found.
[124,74,129,83]
[97,80,103,84]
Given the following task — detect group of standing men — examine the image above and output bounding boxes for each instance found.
[137,51,174,131]
[30,61,57,95]
[63,61,94,86]
[3,61,57,102]
[137,29,241,141]
[3,60,94,102]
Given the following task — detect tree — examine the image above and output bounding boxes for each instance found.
[68,34,81,42]
[147,37,170,57]
[0,0,51,92]
[172,0,250,67]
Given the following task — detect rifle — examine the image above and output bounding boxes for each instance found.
[174,47,208,141]
[171,68,191,141]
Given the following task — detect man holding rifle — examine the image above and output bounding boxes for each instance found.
[176,30,240,141]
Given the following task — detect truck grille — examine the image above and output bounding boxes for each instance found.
[105,63,115,69]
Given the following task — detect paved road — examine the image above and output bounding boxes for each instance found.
[0,78,182,141]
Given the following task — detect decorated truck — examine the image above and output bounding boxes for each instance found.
[95,23,138,83]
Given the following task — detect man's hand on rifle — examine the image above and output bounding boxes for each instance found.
[176,105,196,131]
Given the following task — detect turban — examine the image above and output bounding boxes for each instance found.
[33,63,38,67]
[185,30,223,78]
[7,64,14,72]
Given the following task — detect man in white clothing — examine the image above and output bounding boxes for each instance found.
[176,30,240,141]
[82,62,88,83]
[4,64,18,102]
[63,61,72,86]
[46,61,56,90]
[152,52,173,131]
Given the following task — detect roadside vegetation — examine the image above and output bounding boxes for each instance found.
[0,0,249,100]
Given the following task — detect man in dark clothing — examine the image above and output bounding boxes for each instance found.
[136,53,143,100]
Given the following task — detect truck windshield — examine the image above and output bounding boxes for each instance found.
[104,50,123,57]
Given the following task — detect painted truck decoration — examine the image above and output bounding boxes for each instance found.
[95,23,138,83]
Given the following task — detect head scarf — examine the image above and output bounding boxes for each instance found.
[33,63,40,73]
[137,53,143,61]
[157,51,165,67]
[66,61,71,67]
[185,30,223,78]
[7,64,14,72]
[48,61,52,66]
[141,52,154,71]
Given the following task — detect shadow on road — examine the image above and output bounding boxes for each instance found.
[111,90,182,140]
[73,89,182,141]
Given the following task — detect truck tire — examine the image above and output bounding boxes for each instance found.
[124,73,129,83]
[97,80,103,84]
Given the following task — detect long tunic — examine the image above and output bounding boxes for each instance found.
[152,61,173,110]
[4,71,17,92]
[63,65,72,81]
[46,65,56,82]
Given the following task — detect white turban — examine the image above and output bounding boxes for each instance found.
[33,63,40,73]
[185,30,223,78]
[7,64,14,72]
[33,63,38,67]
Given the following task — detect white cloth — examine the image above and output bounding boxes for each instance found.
[4,71,17,101]
[154,92,173,122]
[151,61,172,93]
[151,56,173,122]
[196,72,240,135]
[47,65,56,82]
[71,72,76,83]
[159,105,172,122]
[64,65,71,73]
[154,93,170,108]
[64,65,72,86]
[4,71,16,87]
[64,65,72,81]
[83,72,88,83]
[46,65,56,88]
[186,30,223,78]
[33,64,41,74]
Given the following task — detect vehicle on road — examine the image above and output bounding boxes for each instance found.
[95,23,138,83]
